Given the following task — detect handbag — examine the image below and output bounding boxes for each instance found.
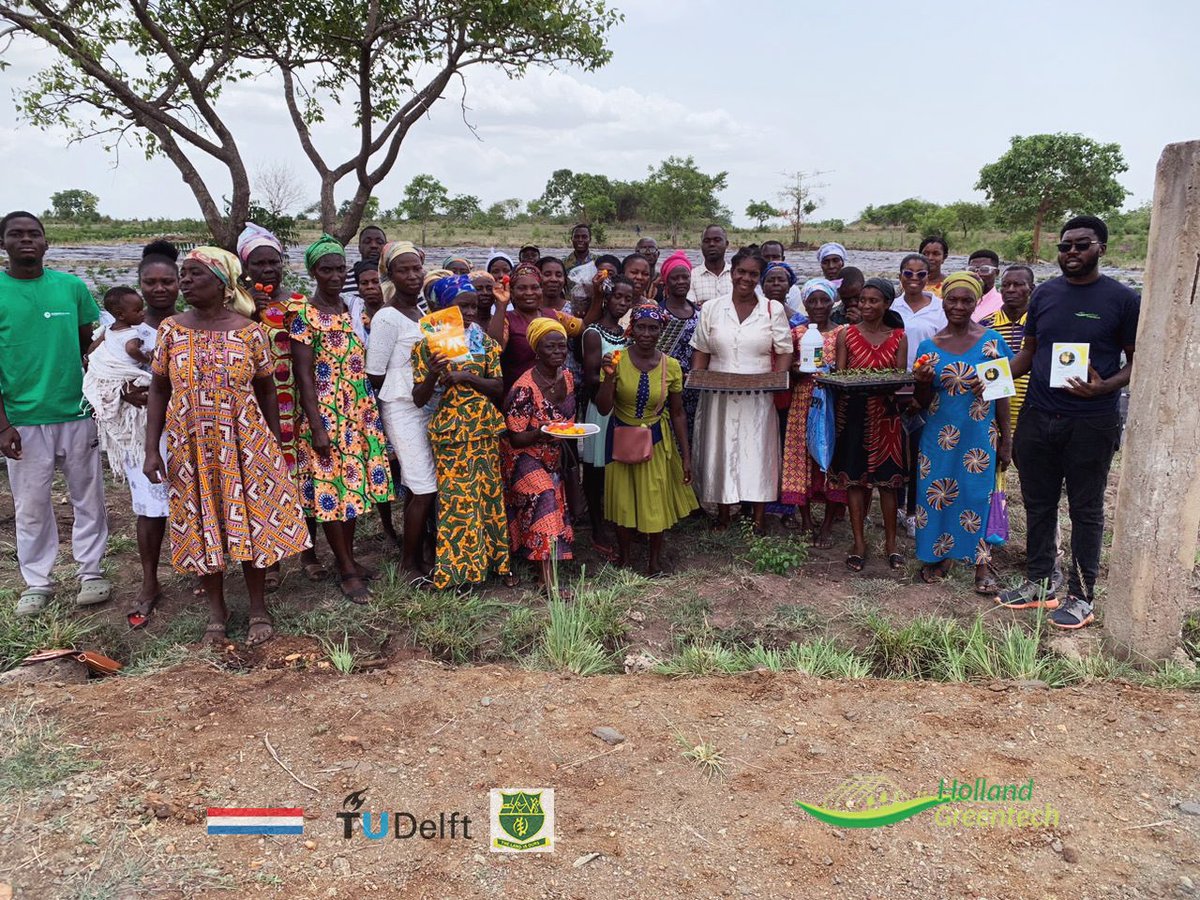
[985,470,1009,546]
[611,356,668,465]
[806,383,835,472]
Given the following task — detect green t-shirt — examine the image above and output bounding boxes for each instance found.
[0,269,99,426]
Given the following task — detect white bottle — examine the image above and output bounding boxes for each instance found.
[798,326,824,373]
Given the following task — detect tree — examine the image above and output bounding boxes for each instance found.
[397,174,448,244]
[1,2,620,248]
[255,163,306,218]
[945,201,989,241]
[777,171,825,246]
[444,193,482,221]
[339,195,381,223]
[859,197,938,231]
[643,156,729,246]
[745,200,778,230]
[976,133,1129,259]
[48,189,100,221]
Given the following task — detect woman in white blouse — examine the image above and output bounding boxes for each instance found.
[690,250,794,533]
[365,241,436,580]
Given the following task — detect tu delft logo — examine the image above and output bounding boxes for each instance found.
[336,789,473,841]
[490,788,555,853]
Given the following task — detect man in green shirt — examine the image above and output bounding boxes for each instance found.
[0,211,111,615]
[562,223,596,270]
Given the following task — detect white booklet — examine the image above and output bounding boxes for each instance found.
[976,357,1016,401]
[1049,342,1090,388]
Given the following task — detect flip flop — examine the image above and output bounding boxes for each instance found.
[888,553,905,571]
[591,542,619,563]
[202,617,232,647]
[263,570,282,594]
[502,572,520,588]
[302,561,329,582]
[340,574,371,604]
[126,592,162,630]
[246,616,275,647]
[919,564,944,585]
[845,554,865,572]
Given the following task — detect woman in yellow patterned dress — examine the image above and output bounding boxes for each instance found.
[143,248,309,647]
[411,276,512,590]
[290,235,394,603]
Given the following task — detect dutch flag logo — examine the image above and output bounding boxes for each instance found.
[206,807,304,836]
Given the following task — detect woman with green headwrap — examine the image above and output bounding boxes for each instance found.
[290,234,394,603]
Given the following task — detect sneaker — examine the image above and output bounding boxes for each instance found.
[994,580,1060,610]
[1050,595,1095,630]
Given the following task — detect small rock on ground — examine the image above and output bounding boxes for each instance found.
[592,726,625,745]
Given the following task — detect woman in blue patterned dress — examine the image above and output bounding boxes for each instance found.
[913,272,1013,592]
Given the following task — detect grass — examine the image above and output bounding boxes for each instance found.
[320,633,356,674]
[0,699,98,792]
[121,608,207,675]
[0,598,101,671]
[535,593,616,676]
[678,737,727,780]
[742,523,810,576]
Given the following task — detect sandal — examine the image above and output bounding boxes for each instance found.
[202,618,231,647]
[263,570,282,594]
[75,578,112,607]
[302,561,329,582]
[246,616,275,647]
[888,553,905,571]
[15,587,53,617]
[502,572,520,588]
[591,542,619,563]
[126,592,162,630]
[340,574,371,605]
[919,564,944,585]
[845,554,865,573]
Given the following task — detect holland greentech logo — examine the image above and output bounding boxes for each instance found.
[795,775,948,828]
[490,788,555,852]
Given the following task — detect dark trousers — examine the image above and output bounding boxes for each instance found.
[1013,406,1120,601]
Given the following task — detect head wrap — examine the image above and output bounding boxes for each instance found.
[800,277,838,304]
[627,303,669,335]
[430,275,476,310]
[941,271,984,302]
[469,269,495,286]
[511,262,542,284]
[184,247,255,317]
[421,269,453,305]
[658,250,693,282]
[526,316,567,352]
[486,250,514,273]
[817,242,847,263]
[442,253,470,270]
[236,222,283,263]
[379,240,423,276]
[761,261,797,289]
[304,233,345,272]
[863,277,897,304]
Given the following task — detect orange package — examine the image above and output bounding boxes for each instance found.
[419,306,470,361]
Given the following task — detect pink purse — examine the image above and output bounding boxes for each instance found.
[611,358,668,465]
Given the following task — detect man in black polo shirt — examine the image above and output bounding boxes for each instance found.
[997,215,1139,629]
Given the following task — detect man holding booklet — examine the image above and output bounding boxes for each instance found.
[998,216,1140,630]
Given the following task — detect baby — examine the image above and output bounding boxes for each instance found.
[101,286,156,369]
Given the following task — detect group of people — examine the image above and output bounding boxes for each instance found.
[0,209,1137,643]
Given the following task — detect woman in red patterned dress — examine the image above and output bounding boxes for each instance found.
[829,278,909,572]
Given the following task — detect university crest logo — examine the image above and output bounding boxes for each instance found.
[490,788,555,852]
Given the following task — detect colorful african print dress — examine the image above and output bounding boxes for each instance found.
[259,295,305,476]
[829,326,908,490]
[580,323,628,468]
[602,352,699,533]
[152,320,310,574]
[780,323,847,506]
[412,327,511,588]
[914,332,1011,566]
[501,369,577,561]
[289,301,394,521]
[656,301,700,438]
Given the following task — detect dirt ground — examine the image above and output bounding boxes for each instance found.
[1,663,1199,898]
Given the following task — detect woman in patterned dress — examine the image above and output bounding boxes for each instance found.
[502,318,577,595]
[830,278,909,572]
[411,276,512,591]
[779,278,846,547]
[291,235,394,603]
[656,251,700,440]
[143,247,309,647]
[912,272,1012,591]
[238,223,328,589]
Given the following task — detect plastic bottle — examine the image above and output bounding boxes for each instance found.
[798,326,824,373]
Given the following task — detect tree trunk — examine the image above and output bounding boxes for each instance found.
[1105,140,1200,664]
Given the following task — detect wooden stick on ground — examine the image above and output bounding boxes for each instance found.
[263,733,320,793]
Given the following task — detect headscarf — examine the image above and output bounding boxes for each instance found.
[236,222,283,263]
[863,277,897,304]
[184,247,255,317]
[526,316,567,352]
[486,250,514,273]
[941,271,984,302]
[430,275,475,310]
[469,269,495,287]
[817,242,847,263]
[800,277,838,303]
[422,269,453,305]
[511,262,542,284]
[761,261,797,288]
[659,250,693,283]
[627,303,669,335]
[442,253,470,270]
[304,233,345,272]
[379,240,423,276]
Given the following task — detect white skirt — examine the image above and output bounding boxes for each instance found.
[693,391,780,504]
[379,398,437,495]
[123,434,170,518]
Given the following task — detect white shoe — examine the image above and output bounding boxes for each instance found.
[905,516,917,539]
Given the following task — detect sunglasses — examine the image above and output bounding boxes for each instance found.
[900,269,928,280]
[1057,239,1101,253]
[968,265,999,276]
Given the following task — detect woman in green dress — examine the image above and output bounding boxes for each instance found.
[594,304,698,576]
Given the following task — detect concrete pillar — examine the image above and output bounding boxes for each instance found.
[1105,140,1200,663]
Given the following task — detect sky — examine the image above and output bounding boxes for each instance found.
[1,0,1199,227]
